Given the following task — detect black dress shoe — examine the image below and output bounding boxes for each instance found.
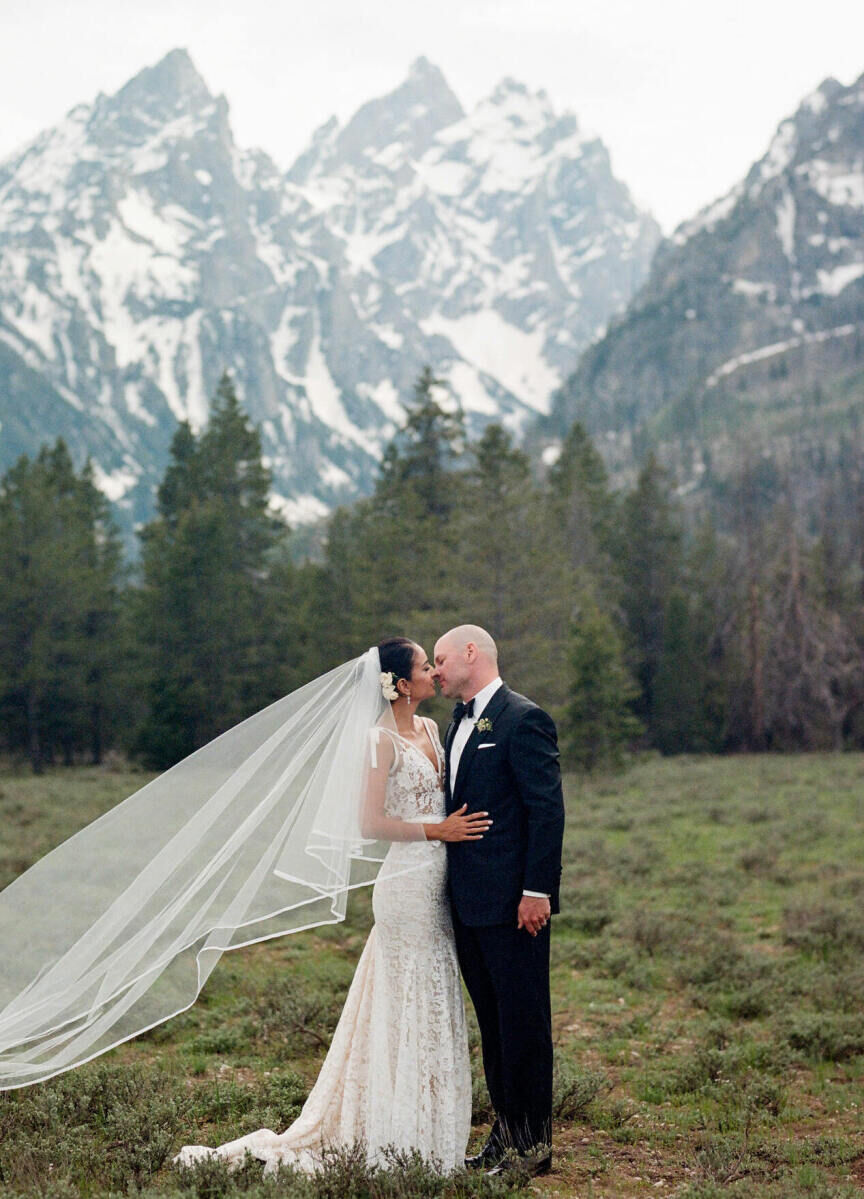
[464,1141,506,1170]
[485,1150,552,1178]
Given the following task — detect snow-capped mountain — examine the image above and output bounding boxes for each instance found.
[547,70,864,491]
[0,50,660,527]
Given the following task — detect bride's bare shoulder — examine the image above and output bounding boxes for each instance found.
[369,724,400,769]
[421,716,443,743]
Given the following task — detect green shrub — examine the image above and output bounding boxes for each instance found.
[0,1062,191,1193]
[714,982,770,1019]
[551,1063,611,1120]
[672,933,747,987]
[171,1143,532,1198]
[190,1073,307,1138]
[693,1132,752,1185]
[555,885,615,935]
[251,980,344,1056]
[469,1056,492,1124]
[624,907,687,957]
[782,902,864,956]
[185,1029,247,1057]
[784,1012,864,1061]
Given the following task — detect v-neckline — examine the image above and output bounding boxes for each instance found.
[393,721,442,781]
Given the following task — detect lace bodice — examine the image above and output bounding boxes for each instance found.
[377,720,446,823]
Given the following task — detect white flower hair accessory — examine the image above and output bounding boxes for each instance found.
[380,671,399,702]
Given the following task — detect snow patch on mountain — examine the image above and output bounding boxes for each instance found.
[0,49,660,529]
[759,120,797,184]
[92,461,141,502]
[816,261,864,296]
[775,191,797,260]
[705,324,857,388]
[671,184,743,245]
[803,161,864,209]
[421,310,559,411]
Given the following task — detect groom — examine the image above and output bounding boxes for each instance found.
[433,625,565,1176]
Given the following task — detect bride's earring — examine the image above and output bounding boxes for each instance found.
[405,691,411,704]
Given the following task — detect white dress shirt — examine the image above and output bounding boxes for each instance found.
[449,676,549,901]
[449,676,502,785]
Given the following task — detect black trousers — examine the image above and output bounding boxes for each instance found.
[453,913,553,1153]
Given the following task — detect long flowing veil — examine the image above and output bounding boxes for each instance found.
[0,647,424,1090]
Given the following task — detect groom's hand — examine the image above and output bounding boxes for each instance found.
[517,895,551,936]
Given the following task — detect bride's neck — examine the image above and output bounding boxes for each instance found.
[392,700,419,734]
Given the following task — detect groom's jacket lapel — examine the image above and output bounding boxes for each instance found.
[452,684,511,807]
[443,717,458,808]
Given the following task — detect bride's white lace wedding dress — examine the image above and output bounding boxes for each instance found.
[176,718,472,1174]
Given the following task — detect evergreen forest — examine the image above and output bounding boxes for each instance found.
[1,369,862,774]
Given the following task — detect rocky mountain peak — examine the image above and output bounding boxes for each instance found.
[107,48,215,125]
[677,70,864,245]
[801,76,845,114]
[76,47,232,173]
[549,67,864,508]
[488,77,546,104]
[450,80,586,181]
[406,55,450,90]
[0,51,660,535]
[481,77,555,122]
[297,58,465,182]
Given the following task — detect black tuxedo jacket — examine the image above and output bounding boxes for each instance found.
[444,684,565,926]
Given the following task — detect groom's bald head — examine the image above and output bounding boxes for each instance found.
[433,625,499,700]
[440,625,498,663]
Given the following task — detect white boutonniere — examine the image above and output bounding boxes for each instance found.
[380,671,399,701]
[476,717,493,734]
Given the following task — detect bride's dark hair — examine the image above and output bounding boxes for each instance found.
[377,637,417,689]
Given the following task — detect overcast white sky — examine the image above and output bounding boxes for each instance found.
[2,0,863,232]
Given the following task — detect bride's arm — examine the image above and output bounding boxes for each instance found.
[360,729,492,843]
[360,731,427,841]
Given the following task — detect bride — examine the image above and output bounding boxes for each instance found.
[177,637,488,1172]
[0,637,488,1172]
[178,637,488,1172]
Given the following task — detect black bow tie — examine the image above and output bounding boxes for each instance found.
[453,698,475,723]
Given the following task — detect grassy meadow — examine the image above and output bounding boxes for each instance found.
[0,754,863,1198]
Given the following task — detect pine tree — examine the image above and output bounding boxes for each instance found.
[454,424,565,705]
[615,455,683,741]
[75,461,127,765]
[564,593,642,771]
[314,367,467,659]
[134,374,288,767]
[651,588,724,753]
[459,424,536,638]
[377,366,465,520]
[546,421,617,584]
[727,453,771,748]
[0,442,124,771]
